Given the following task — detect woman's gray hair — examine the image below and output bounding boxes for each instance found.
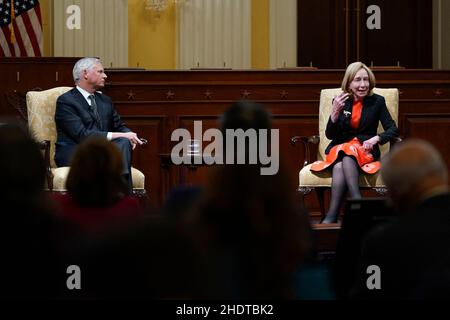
[73,57,102,83]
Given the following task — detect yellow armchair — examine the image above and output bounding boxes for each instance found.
[291,88,399,217]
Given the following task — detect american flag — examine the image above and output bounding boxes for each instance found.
[0,0,43,57]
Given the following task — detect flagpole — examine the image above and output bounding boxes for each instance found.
[10,0,15,44]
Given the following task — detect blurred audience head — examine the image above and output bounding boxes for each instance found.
[0,119,46,206]
[220,100,272,132]
[381,138,449,210]
[81,216,203,299]
[0,119,65,298]
[185,101,313,299]
[66,137,127,207]
[219,100,277,171]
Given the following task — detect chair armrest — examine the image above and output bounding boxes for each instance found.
[387,136,403,151]
[390,136,402,144]
[37,140,54,190]
[290,135,320,167]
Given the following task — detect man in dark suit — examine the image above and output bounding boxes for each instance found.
[55,57,144,193]
[350,139,450,299]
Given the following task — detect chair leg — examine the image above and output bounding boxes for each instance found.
[133,189,150,212]
[297,186,314,208]
[298,186,313,197]
[46,169,54,191]
[315,188,326,219]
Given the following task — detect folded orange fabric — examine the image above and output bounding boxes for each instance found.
[310,137,380,174]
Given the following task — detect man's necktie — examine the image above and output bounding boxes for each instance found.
[88,94,102,129]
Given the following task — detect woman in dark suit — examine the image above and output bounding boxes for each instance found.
[311,62,399,223]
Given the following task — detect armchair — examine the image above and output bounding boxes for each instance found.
[291,88,399,218]
[26,87,147,197]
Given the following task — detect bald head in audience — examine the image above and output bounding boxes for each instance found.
[381,139,449,211]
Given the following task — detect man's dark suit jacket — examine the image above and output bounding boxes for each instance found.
[325,93,399,160]
[55,88,130,167]
[350,192,450,299]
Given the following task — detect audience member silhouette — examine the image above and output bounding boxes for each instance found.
[52,137,143,236]
[351,139,450,299]
[162,185,204,220]
[0,120,67,298]
[78,215,203,299]
[184,101,328,299]
[49,139,203,299]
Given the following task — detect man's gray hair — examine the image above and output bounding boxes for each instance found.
[73,57,102,83]
[381,139,448,196]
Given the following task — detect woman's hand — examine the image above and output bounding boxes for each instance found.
[331,92,349,122]
[362,136,380,151]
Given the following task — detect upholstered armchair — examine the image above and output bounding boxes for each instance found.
[291,88,400,217]
[26,87,146,196]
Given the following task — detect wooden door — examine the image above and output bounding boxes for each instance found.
[297,0,432,68]
[358,0,432,68]
[297,0,348,68]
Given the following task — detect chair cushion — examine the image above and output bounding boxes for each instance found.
[51,167,71,191]
[49,167,145,191]
[299,164,386,188]
[131,167,145,190]
[27,87,73,169]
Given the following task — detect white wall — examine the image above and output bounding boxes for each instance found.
[269,0,297,68]
[433,0,450,69]
[177,0,251,69]
[53,0,128,67]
